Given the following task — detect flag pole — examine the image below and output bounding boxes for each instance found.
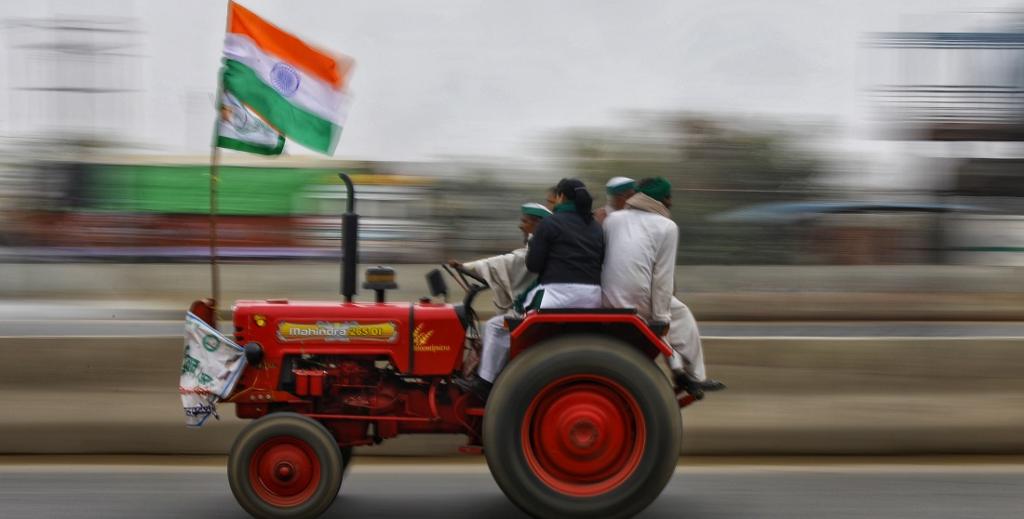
[208,89,224,326]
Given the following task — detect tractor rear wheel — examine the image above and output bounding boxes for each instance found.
[483,335,681,519]
[229,413,343,519]
[341,446,353,481]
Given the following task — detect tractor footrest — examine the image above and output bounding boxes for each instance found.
[458,445,483,455]
[677,392,698,408]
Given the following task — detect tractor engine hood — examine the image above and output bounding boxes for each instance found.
[232,299,466,376]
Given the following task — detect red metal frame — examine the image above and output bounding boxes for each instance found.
[304,413,437,422]
[508,311,674,358]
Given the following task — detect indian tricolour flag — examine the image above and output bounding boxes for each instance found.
[220,1,353,155]
[217,90,284,155]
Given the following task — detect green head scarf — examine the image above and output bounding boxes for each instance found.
[638,177,672,202]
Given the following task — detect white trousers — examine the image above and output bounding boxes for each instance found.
[536,283,603,309]
[666,297,706,381]
[478,315,510,383]
[478,283,602,383]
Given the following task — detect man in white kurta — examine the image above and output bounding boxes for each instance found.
[602,177,725,396]
[455,203,551,395]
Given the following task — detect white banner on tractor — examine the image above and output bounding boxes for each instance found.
[180,312,247,427]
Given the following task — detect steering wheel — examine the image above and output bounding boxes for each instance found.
[443,262,489,290]
[455,263,489,287]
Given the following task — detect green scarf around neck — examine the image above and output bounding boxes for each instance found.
[554,201,577,213]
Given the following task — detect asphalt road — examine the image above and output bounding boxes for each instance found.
[0,461,1021,519]
[4,319,1024,338]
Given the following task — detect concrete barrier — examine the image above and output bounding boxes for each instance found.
[2,336,1022,455]
[2,263,1024,320]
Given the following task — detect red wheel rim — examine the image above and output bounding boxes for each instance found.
[520,374,646,497]
[248,435,322,507]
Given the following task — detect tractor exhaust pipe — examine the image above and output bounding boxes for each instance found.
[339,173,358,303]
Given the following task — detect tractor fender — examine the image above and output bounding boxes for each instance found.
[507,311,673,361]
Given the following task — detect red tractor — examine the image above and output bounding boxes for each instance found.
[196,174,698,519]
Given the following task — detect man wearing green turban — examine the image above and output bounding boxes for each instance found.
[637,177,672,206]
[602,177,726,398]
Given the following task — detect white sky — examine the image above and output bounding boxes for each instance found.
[1,0,1021,163]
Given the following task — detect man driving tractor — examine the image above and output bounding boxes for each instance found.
[450,202,552,399]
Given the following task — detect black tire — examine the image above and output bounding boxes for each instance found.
[484,335,681,519]
[228,413,343,519]
[341,446,353,480]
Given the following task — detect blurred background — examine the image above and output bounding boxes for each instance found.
[1,0,1023,267]
[1,4,1024,518]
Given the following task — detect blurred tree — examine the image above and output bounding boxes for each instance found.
[556,113,825,265]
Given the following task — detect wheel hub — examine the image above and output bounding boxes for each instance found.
[568,419,598,449]
[275,462,295,481]
[521,375,646,497]
[249,436,322,507]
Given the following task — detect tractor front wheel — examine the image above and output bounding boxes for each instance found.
[484,335,682,519]
[228,413,343,519]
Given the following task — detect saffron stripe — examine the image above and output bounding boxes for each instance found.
[227,1,352,89]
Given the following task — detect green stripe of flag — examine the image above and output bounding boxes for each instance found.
[221,59,341,155]
[216,135,285,156]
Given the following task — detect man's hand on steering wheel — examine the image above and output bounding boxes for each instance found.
[447,261,488,288]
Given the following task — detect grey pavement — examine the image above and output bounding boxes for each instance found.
[0,462,1022,518]
[4,294,1024,339]
[2,264,1023,322]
